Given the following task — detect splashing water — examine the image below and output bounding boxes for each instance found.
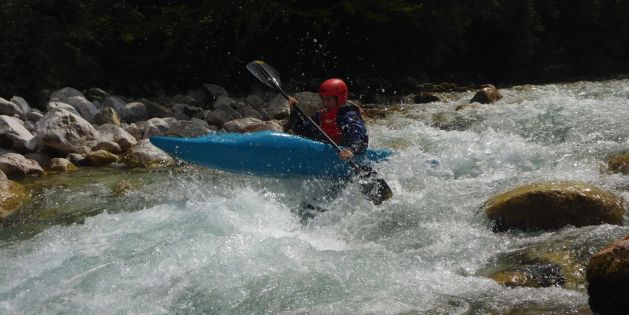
[1,80,628,314]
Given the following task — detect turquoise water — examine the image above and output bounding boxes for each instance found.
[1,80,628,314]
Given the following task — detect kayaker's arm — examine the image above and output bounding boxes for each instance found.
[340,110,368,155]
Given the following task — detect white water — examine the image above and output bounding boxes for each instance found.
[1,80,628,314]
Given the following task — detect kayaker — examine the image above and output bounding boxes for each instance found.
[286,78,368,161]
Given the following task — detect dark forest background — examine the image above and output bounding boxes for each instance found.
[2,0,629,104]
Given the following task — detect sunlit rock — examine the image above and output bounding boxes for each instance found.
[166,120,214,138]
[470,84,503,104]
[606,152,629,175]
[0,115,36,152]
[223,117,283,133]
[65,96,98,122]
[587,235,629,314]
[36,108,99,154]
[49,87,84,103]
[0,170,29,222]
[46,102,81,117]
[48,158,77,172]
[0,153,45,178]
[93,107,121,127]
[143,118,169,139]
[85,150,118,167]
[122,139,174,168]
[96,124,137,152]
[9,96,31,115]
[484,182,625,232]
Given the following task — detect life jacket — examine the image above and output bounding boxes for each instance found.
[319,103,364,145]
[319,107,343,144]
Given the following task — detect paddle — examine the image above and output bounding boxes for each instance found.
[246,60,393,205]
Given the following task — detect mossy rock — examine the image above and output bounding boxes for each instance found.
[586,235,629,314]
[607,153,629,175]
[0,180,29,221]
[484,181,625,232]
[85,150,119,167]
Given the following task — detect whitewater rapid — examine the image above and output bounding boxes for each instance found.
[1,80,628,314]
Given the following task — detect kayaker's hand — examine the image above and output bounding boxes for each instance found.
[339,149,354,160]
[287,96,299,107]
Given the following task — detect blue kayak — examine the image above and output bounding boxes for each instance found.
[149,130,392,178]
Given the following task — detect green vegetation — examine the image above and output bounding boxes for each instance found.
[1,0,628,103]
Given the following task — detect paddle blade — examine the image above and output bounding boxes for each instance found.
[360,178,393,205]
[246,60,282,88]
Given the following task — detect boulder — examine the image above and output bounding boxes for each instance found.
[190,118,211,128]
[46,102,81,117]
[93,107,121,126]
[48,158,77,172]
[122,139,174,168]
[0,153,45,177]
[607,153,629,175]
[223,117,283,133]
[50,87,84,103]
[125,123,144,140]
[65,96,98,122]
[26,110,44,123]
[101,96,129,120]
[483,182,626,232]
[413,92,441,104]
[245,94,266,109]
[294,92,324,116]
[138,98,173,118]
[66,153,87,166]
[205,97,242,127]
[9,96,31,115]
[0,97,25,117]
[85,150,118,166]
[587,235,629,314]
[143,118,169,138]
[161,117,178,126]
[487,264,566,288]
[265,94,290,119]
[172,103,203,120]
[470,84,503,104]
[36,108,99,154]
[233,102,263,120]
[83,88,110,102]
[94,141,122,154]
[166,120,214,138]
[24,153,50,168]
[203,83,228,107]
[0,170,29,221]
[96,124,137,152]
[0,115,36,152]
[125,102,149,122]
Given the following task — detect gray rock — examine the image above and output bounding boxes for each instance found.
[24,152,51,168]
[138,98,173,118]
[190,118,211,128]
[101,96,129,120]
[84,88,110,102]
[0,115,36,152]
[122,139,174,168]
[23,121,37,134]
[205,108,242,127]
[65,96,98,122]
[161,117,178,126]
[143,118,169,138]
[46,102,81,117]
[85,150,119,166]
[36,108,99,154]
[265,94,290,120]
[26,111,44,123]
[172,103,203,120]
[125,102,149,122]
[93,107,121,127]
[50,87,84,103]
[294,92,324,117]
[185,89,207,107]
[0,97,24,117]
[203,84,228,107]
[223,117,283,133]
[66,153,87,166]
[0,153,44,177]
[48,158,77,172]
[245,94,266,109]
[234,102,263,120]
[96,124,137,152]
[166,120,214,138]
[125,123,144,141]
[9,96,31,115]
[94,140,122,154]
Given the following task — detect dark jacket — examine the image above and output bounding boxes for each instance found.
[287,103,368,155]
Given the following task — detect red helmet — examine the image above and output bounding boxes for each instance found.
[319,78,348,105]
